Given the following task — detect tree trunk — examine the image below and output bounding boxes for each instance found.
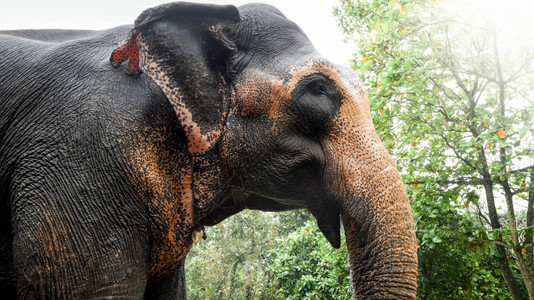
[483,183,526,300]
[502,179,534,299]
[527,171,534,279]
[491,25,534,297]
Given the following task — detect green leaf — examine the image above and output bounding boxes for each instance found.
[432,235,443,244]
[518,126,530,138]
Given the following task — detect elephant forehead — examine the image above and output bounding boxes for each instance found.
[234,62,366,118]
[288,62,366,100]
[233,74,286,117]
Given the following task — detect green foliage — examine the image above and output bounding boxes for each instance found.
[267,220,350,300]
[186,210,351,299]
[335,0,534,298]
[412,182,510,299]
[186,210,281,299]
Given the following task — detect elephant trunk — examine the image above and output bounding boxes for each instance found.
[324,96,418,298]
[341,166,417,298]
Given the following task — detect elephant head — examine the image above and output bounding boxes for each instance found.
[112,2,417,298]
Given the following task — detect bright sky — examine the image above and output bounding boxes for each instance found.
[0,0,356,66]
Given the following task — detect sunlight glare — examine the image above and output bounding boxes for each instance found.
[438,0,534,109]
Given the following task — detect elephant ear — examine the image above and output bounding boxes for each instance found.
[111,2,240,155]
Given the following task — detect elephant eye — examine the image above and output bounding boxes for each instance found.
[290,74,341,135]
[308,80,327,96]
[302,76,339,101]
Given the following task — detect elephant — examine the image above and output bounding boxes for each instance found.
[0,2,418,299]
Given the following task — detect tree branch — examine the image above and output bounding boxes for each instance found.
[441,226,511,248]
[407,178,487,186]
[510,165,534,174]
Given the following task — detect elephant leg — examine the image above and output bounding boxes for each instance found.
[11,200,150,299]
[12,226,150,299]
[0,231,16,298]
[0,192,15,297]
[144,260,186,300]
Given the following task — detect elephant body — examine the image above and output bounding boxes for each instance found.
[0,26,193,298]
[0,2,417,299]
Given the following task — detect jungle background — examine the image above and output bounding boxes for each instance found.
[186,0,534,298]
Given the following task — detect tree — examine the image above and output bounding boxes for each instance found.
[186,210,277,299]
[335,0,534,298]
[186,209,353,299]
[412,181,512,299]
[185,209,315,299]
[267,220,350,299]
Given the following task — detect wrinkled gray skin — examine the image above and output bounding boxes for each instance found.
[0,2,417,299]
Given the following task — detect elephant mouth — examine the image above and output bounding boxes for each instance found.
[246,192,342,248]
[198,194,247,227]
[199,190,341,248]
[309,202,341,248]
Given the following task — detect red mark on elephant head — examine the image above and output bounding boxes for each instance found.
[110,34,142,74]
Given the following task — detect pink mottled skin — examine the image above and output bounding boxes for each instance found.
[110,36,142,74]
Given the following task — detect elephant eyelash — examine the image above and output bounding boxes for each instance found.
[308,81,328,96]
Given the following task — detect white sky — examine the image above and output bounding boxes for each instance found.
[0,0,356,66]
